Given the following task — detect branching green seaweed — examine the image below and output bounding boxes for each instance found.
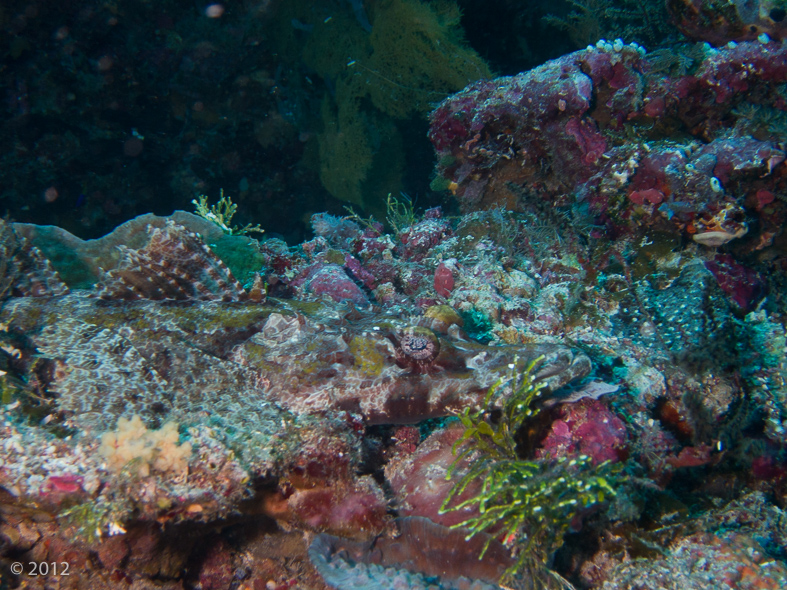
[344,191,418,235]
[193,190,265,237]
[440,355,617,585]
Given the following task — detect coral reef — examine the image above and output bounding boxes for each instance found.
[0,211,598,583]
[429,39,787,248]
[2,195,787,588]
[667,0,787,44]
[5,264,589,433]
[5,2,787,589]
[5,19,787,575]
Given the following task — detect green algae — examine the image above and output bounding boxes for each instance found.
[238,342,281,373]
[441,356,619,584]
[460,308,495,343]
[205,233,268,288]
[349,335,387,378]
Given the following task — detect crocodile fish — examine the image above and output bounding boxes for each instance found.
[0,220,591,431]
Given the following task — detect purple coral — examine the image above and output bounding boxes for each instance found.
[429,40,787,245]
[428,42,646,210]
[705,253,765,311]
[395,216,452,262]
[294,262,370,306]
[538,399,628,465]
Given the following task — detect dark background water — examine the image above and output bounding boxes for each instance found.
[0,0,670,243]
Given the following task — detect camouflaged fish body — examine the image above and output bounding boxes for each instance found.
[0,220,590,429]
[236,303,590,424]
[2,294,590,429]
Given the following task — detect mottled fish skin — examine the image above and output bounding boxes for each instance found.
[239,306,591,423]
[2,294,590,428]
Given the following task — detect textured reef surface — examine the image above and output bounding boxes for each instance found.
[2,21,787,590]
[2,190,787,588]
[429,39,787,250]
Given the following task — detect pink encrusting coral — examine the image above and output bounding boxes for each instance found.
[433,261,455,298]
[537,399,629,465]
[385,425,480,528]
[429,40,787,247]
[292,262,371,305]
